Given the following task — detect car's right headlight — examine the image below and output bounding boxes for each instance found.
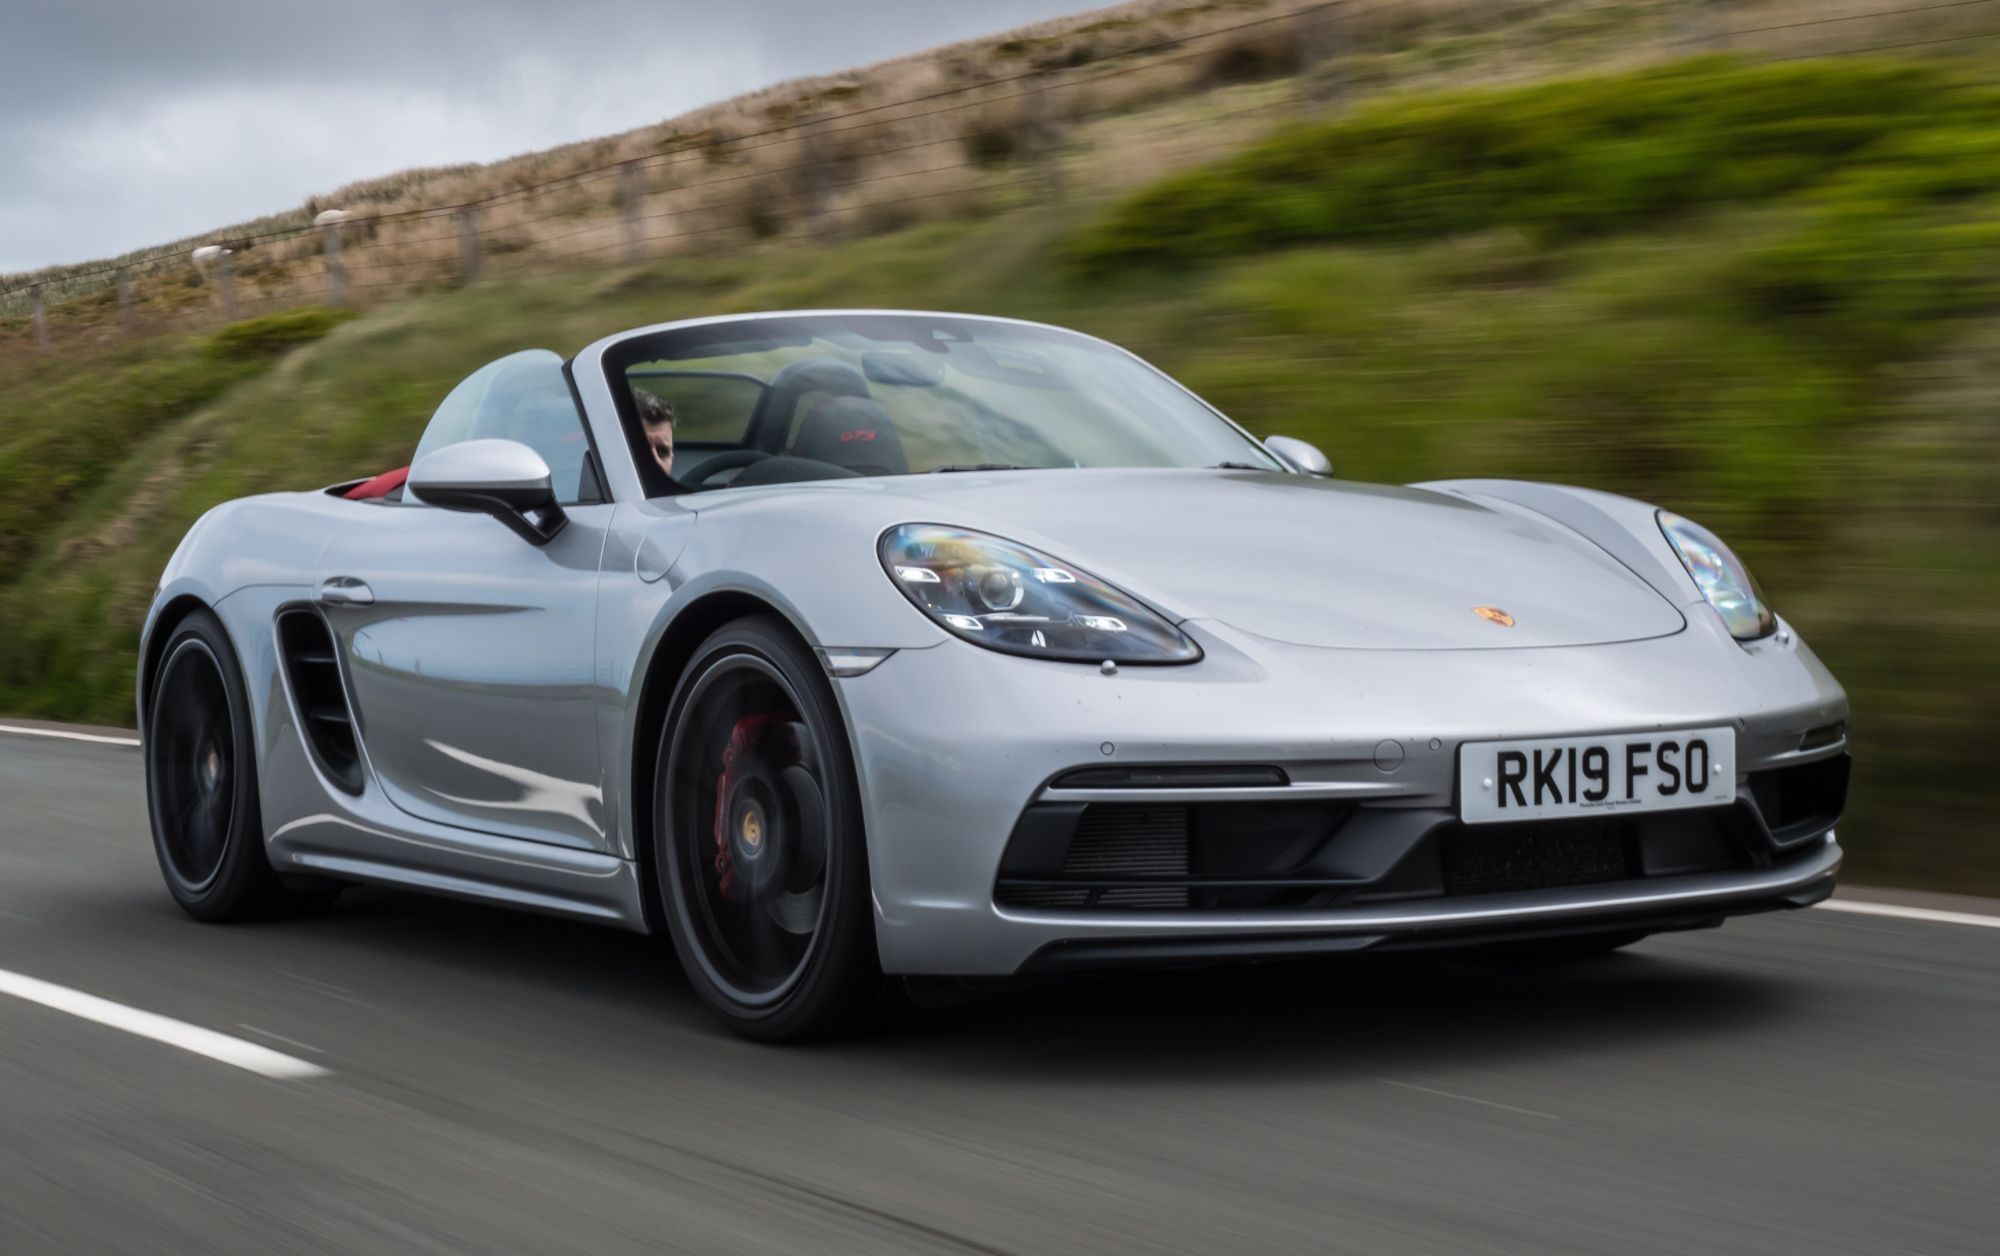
[879,524,1201,664]
[1658,510,1777,641]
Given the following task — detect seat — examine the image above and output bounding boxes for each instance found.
[345,466,410,501]
[792,397,908,476]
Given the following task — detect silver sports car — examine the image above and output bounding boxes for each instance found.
[140,310,1850,1039]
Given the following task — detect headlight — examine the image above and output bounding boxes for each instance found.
[1658,510,1776,641]
[879,524,1201,663]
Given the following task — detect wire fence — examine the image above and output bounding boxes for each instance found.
[6,0,2000,357]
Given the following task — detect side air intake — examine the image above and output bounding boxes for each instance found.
[276,608,363,794]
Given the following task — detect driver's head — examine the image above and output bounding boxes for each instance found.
[634,388,676,477]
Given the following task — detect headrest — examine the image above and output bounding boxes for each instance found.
[793,396,907,476]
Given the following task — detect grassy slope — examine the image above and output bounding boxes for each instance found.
[0,59,1993,895]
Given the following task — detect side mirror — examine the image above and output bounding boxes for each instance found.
[408,439,567,544]
[1264,435,1333,478]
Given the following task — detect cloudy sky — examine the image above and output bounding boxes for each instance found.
[2,0,1095,274]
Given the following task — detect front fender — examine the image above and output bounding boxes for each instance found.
[138,494,346,725]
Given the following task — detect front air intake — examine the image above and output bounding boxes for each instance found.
[276,609,363,794]
[994,799,1356,911]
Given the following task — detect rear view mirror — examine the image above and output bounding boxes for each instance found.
[861,351,948,387]
[1265,435,1333,477]
[408,439,567,544]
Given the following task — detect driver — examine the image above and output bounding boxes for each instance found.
[634,388,677,478]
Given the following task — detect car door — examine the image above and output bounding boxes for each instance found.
[314,350,615,851]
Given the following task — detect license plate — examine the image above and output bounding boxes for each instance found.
[1459,727,1735,824]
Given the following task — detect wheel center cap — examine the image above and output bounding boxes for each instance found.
[203,746,221,787]
[730,795,774,867]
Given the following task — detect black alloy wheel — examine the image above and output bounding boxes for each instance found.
[656,616,890,1040]
[145,608,338,921]
[151,635,237,893]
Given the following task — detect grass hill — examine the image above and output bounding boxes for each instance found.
[11,0,2000,342]
[3,2,1999,896]
[2,53,1998,895]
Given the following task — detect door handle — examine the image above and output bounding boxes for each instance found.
[316,576,374,607]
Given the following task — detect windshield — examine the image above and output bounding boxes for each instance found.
[601,313,1279,495]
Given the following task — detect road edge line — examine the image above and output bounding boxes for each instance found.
[1815,900,2000,930]
[0,722,141,747]
[0,967,329,1080]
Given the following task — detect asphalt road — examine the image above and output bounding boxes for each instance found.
[1,730,1996,1256]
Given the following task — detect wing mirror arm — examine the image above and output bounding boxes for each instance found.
[406,439,569,546]
[445,493,568,546]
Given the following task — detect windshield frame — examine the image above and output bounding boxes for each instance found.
[581,310,1282,499]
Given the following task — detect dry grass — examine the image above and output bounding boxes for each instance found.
[7,0,2000,354]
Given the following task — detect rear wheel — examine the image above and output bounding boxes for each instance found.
[654,616,890,1041]
[145,609,338,921]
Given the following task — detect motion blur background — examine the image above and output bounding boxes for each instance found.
[0,0,1994,893]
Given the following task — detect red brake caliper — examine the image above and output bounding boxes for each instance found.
[712,712,786,900]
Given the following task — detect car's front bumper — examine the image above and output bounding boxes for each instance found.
[837,615,1849,977]
[1010,836,1839,973]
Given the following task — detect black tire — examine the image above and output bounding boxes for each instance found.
[145,609,338,922]
[1488,930,1650,961]
[654,615,891,1041]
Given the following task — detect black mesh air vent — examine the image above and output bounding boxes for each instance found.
[1066,806,1190,876]
[1439,820,1632,897]
[276,609,362,794]
[996,805,1192,910]
[1067,806,1190,909]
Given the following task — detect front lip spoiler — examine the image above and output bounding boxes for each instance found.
[1011,836,1841,974]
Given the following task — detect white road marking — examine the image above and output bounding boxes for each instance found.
[1381,1079,1562,1121]
[1817,900,2000,930]
[0,968,328,1080]
[236,1023,327,1055]
[0,723,141,747]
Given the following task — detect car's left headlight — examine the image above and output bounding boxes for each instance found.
[1658,510,1776,641]
[879,524,1201,663]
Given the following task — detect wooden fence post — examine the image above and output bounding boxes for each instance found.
[459,207,481,283]
[799,115,832,231]
[1026,73,1065,202]
[31,283,48,353]
[320,221,347,305]
[1679,0,1731,51]
[115,266,134,334]
[215,250,238,321]
[621,162,646,263]
[1298,1,1345,107]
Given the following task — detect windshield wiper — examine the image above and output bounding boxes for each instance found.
[1211,461,1273,471]
[926,463,1037,473]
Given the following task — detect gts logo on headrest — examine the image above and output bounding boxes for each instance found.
[839,430,878,442]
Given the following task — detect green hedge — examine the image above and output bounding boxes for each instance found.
[1068,58,2000,271]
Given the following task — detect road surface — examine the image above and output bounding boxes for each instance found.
[1,728,1994,1254]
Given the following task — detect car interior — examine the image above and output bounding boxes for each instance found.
[335,315,1280,505]
[608,315,1282,497]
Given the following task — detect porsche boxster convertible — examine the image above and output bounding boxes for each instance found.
[140,310,1850,1039]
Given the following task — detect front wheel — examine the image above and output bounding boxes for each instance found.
[145,608,338,921]
[654,616,891,1041]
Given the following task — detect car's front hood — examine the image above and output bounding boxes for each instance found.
[874,468,1686,650]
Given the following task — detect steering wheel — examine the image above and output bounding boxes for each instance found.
[677,448,771,490]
